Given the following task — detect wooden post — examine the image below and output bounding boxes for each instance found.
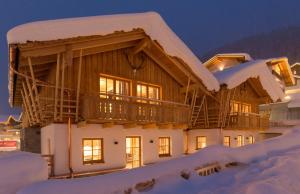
[184,77,191,105]
[21,90,32,126]
[24,79,39,123]
[28,57,43,122]
[75,49,83,122]
[54,53,61,121]
[60,53,66,121]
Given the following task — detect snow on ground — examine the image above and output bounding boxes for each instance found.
[0,152,48,194]
[17,127,300,194]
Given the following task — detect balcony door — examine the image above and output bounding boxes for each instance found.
[126,136,141,169]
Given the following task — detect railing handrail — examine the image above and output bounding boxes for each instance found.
[230,112,268,118]
[85,92,190,108]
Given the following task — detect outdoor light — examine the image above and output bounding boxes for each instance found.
[218,66,224,71]
[284,95,291,101]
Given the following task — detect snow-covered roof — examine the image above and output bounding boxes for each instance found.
[7,12,219,91]
[213,53,252,61]
[214,60,285,102]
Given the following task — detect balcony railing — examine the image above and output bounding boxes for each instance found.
[80,93,190,125]
[228,112,269,130]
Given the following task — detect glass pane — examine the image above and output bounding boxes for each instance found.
[107,79,114,94]
[100,77,107,98]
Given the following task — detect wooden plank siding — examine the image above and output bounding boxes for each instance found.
[191,79,271,130]
[33,46,188,126]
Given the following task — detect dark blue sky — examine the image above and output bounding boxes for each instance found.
[1,0,300,114]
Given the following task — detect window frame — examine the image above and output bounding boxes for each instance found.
[82,138,104,165]
[237,135,244,147]
[136,82,162,102]
[248,135,254,144]
[99,73,132,98]
[158,137,171,157]
[196,136,207,150]
[223,136,231,147]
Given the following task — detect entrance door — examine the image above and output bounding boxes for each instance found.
[126,137,141,168]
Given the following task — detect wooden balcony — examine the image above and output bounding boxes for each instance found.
[227,112,269,130]
[80,93,190,125]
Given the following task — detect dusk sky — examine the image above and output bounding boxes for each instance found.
[1,0,300,115]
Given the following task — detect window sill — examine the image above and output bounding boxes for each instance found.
[159,154,171,158]
[83,160,105,165]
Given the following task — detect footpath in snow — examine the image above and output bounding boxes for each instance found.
[15,126,300,194]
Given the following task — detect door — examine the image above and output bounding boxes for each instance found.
[126,137,141,168]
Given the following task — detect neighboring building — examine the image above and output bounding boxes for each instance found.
[7,12,219,176]
[260,62,300,124]
[187,54,294,150]
[0,115,21,151]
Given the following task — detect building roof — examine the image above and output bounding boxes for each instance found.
[7,12,219,91]
[214,60,285,102]
[203,53,252,71]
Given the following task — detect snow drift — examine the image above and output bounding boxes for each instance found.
[214,59,285,102]
[7,12,219,91]
[0,152,48,194]
[17,127,300,194]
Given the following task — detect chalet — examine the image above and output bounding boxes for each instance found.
[187,54,294,150]
[261,62,300,123]
[7,12,220,176]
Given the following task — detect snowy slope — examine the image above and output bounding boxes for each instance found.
[7,12,219,91]
[17,127,300,194]
[0,152,48,194]
[214,60,285,101]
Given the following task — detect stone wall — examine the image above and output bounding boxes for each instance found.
[20,127,41,153]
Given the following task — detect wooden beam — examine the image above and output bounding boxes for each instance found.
[19,31,146,57]
[28,57,43,122]
[143,48,186,86]
[21,90,33,126]
[24,78,39,123]
[142,123,157,129]
[60,53,66,121]
[123,123,137,129]
[75,49,83,122]
[54,54,60,120]
[22,81,36,123]
[131,38,149,55]
[158,123,173,129]
[102,122,114,128]
[173,124,188,129]
[184,77,191,104]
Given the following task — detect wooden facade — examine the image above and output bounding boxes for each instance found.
[9,29,209,128]
[189,78,270,130]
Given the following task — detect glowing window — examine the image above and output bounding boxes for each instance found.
[223,136,230,147]
[196,136,207,149]
[137,83,161,103]
[82,138,103,164]
[237,135,244,147]
[248,135,254,144]
[159,137,171,157]
[99,75,130,98]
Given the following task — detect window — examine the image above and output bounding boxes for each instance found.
[137,83,161,103]
[196,136,207,149]
[248,135,254,144]
[223,136,231,147]
[82,138,103,164]
[159,137,171,157]
[230,101,251,114]
[237,135,244,147]
[99,74,130,99]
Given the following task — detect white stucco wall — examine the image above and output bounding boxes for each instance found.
[41,123,184,175]
[187,128,260,153]
[187,129,221,153]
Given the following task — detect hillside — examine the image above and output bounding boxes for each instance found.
[201,26,300,64]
